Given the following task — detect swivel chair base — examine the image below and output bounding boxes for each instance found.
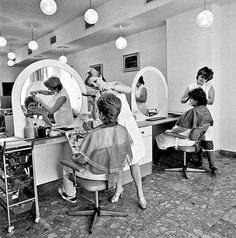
[68,190,128,234]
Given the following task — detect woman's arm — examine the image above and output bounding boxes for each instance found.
[88,96,99,120]
[34,96,66,114]
[181,87,190,104]
[30,90,54,96]
[136,87,147,102]
[168,126,187,134]
[111,81,132,94]
[207,85,215,105]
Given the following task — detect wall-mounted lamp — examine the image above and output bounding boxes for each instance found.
[58,46,67,64]
[28,25,38,51]
[0,32,7,48]
[40,0,57,15]
[115,25,127,50]
[84,0,98,25]
[7,42,16,60]
[196,0,214,28]
[7,60,15,67]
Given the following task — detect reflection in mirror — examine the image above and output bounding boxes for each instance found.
[132,66,168,121]
[21,66,82,117]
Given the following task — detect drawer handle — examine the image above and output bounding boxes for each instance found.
[141,131,144,134]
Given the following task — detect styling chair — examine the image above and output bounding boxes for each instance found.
[60,159,128,234]
[164,123,210,179]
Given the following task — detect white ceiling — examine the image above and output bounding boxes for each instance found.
[0,0,233,66]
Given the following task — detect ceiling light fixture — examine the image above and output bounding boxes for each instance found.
[84,0,98,25]
[59,46,67,64]
[115,25,127,50]
[40,0,57,16]
[196,0,214,28]
[28,25,38,51]
[0,32,7,48]
[7,60,15,67]
[7,42,16,60]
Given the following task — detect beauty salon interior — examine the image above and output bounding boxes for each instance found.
[0,0,236,237]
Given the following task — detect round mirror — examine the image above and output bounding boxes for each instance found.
[12,59,87,137]
[131,66,168,121]
[21,66,82,115]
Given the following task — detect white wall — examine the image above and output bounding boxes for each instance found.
[68,26,167,88]
[219,2,236,151]
[167,2,236,152]
[0,57,24,95]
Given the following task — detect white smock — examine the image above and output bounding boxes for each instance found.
[53,88,73,126]
[109,82,145,164]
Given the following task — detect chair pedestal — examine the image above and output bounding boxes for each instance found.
[164,151,205,179]
[68,191,128,234]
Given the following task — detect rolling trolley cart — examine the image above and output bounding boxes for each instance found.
[0,139,40,233]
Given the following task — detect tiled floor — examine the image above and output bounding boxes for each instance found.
[0,151,236,238]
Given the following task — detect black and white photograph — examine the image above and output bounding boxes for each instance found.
[0,0,235,237]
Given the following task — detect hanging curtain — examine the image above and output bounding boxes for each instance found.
[30,67,48,83]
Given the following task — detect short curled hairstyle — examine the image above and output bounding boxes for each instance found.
[24,96,37,108]
[44,76,63,91]
[188,88,207,106]
[196,66,214,82]
[84,68,106,87]
[96,93,121,126]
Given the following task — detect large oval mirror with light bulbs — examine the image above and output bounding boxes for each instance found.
[131,66,168,121]
[12,59,88,137]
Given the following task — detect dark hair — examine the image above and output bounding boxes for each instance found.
[96,93,121,126]
[84,69,106,87]
[138,76,145,85]
[44,76,63,91]
[188,88,207,106]
[24,96,37,108]
[196,66,214,82]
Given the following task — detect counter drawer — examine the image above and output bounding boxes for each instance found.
[139,126,152,137]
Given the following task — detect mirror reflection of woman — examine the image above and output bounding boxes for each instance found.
[30,76,73,126]
[135,76,148,116]
[84,68,147,210]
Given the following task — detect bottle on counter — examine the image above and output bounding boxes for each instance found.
[33,123,38,138]
[24,117,35,139]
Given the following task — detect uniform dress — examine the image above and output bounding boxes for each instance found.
[135,85,149,116]
[107,82,145,165]
[53,88,73,126]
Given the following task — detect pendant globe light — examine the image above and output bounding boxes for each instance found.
[40,0,57,16]
[59,46,67,64]
[28,25,38,51]
[115,25,127,50]
[7,42,16,60]
[196,0,214,28]
[7,60,14,67]
[0,32,7,48]
[84,0,98,25]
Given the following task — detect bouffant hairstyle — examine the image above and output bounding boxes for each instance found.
[138,76,145,85]
[44,76,63,91]
[24,96,37,108]
[84,68,106,87]
[196,66,214,82]
[96,93,121,126]
[188,88,207,106]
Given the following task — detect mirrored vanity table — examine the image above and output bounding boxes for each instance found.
[12,59,88,185]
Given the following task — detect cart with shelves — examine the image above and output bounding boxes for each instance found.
[0,139,39,233]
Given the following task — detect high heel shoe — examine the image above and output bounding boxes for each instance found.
[138,196,147,210]
[111,189,124,203]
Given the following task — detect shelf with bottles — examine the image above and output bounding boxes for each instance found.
[0,139,40,233]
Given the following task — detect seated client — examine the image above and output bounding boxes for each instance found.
[156,88,218,173]
[58,93,133,203]
[24,96,52,127]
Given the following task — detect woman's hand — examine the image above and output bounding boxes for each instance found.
[30,90,40,96]
[88,96,96,105]
[33,96,42,104]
